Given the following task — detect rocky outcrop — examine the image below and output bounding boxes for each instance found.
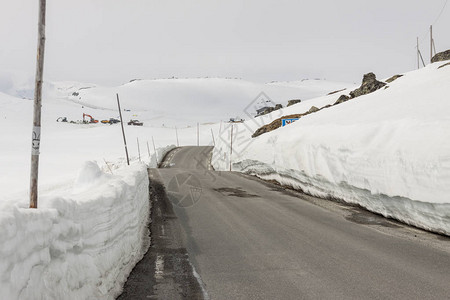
[327,88,346,95]
[287,99,301,107]
[349,72,386,98]
[334,94,350,105]
[431,50,450,63]
[308,106,319,113]
[252,106,323,138]
[257,104,283,116]
[385,74,403,83]
[252,113,305,138]
[438,62,450,69]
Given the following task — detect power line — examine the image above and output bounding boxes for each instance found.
[413,0,448,49]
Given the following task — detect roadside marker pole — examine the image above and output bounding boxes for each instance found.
[117,94,130,165]
[137,137,141,162]
[417,37,420,69]
[430,25,433,62]
[29,0,46,208]
[152,136,159,166]
[146,141,151,159]
[197,122,200,146]
[211,128,215,146]
[175,126,179,147]
[229,124,234,171]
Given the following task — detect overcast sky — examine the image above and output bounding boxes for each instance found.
[0,0,449,86]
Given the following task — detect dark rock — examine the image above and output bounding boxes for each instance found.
[349,72,386,98]
[287,99,301,107]
[334,94,350,105]
[252,113,304,138]
[72,92,79,96]
[438,62,450,69]
[257,104,283,116]
[385,74,403,83]
[431,49,450,63]
[308,106,319,113]
[327,88,346,95]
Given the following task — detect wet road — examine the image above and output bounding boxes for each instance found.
[129,146,450,299]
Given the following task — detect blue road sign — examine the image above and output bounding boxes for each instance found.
[282,118,299,126]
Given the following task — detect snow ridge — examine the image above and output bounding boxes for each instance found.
[0,162,149,300]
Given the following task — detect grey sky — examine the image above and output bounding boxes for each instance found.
[1,0,449,86]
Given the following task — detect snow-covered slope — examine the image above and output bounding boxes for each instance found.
[60,78,350,127]
[212,61,450,235]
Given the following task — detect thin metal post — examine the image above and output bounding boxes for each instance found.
[175,126,179,147]
[430,25,433,62]
[211,128,216,146]
[30,0,47,208]
[117,94,130,165]
[147,141,151,159]
[229,125,234,171]
[137,137,141,162]
[152,136,158,166]
[417,37,419,69]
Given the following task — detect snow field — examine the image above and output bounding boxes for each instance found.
[0,162,149,300]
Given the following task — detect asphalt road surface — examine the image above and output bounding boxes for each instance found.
[122,146,450,300]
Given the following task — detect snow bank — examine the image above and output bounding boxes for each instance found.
[213,62,450,236]
[0,162,149,300]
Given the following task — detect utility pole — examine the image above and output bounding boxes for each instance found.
[29,0,46,209]
[117,94,129,165]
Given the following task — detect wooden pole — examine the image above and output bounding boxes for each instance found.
[211,128,215,146]
[117,94,130,165]
[29,0,46,208]
[175,126,179,147]
[147,141,151,159]
[137,137,141,162]
[197,122,199,146]
[229,125,233,171]
[152,136,158,166]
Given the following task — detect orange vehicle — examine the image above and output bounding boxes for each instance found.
[83,113,98,123]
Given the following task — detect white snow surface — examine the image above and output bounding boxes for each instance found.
[212,62,450,236]
[0,162,149,299]
[0,76,341,299]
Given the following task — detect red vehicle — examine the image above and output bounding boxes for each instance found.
[83,113,98,123]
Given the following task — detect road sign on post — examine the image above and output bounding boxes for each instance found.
[281,118,299,126]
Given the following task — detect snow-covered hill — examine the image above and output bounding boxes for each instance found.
[213,61,450,235]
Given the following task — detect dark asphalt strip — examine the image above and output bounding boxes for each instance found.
[117,169,204,300]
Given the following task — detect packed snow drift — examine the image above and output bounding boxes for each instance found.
[0,162,149,299]
[212,62,450,236]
